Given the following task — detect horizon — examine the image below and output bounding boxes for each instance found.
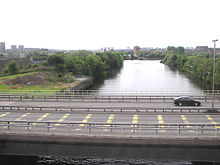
[1,43,217,51]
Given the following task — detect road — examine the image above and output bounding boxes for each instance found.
[0,107,220,137]
[1,100,220,108]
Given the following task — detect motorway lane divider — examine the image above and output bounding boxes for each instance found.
[0,120,220,138]
[0,105,218,113]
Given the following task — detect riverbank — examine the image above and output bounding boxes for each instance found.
[163,51,220,89]
[0,71,93,90]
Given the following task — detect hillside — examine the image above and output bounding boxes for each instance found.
[0,72,87,90]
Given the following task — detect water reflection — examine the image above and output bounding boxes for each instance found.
[92,60,207,93]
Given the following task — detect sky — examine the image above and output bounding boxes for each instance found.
[1,0,220,50]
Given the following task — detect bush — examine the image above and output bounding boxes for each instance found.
[3,61,19,75]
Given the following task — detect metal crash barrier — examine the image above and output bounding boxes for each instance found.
[0,120,219,138]
[0,105,218,113]
[0,94,219,102]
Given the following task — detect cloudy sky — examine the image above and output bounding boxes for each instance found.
[1,0,219,50]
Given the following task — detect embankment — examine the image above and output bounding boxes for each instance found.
[70,77,93,90]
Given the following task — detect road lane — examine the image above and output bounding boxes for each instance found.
[1,101,220,109]
[1,112,219,125]
[0,112,219,135]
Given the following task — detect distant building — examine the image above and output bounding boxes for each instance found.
[18,45,24,51]
[195,46,209,53]
[0,42,5,53]
[11,45,17,50]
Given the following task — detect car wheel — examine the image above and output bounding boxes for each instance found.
[179,103,182,106]
[195,102,198,106]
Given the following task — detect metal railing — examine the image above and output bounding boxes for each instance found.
[0,120,219,137]
[0,94,219,102]
[0,105,218,113]
[1,89,220,96]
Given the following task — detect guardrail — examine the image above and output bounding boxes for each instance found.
[0,120,219,137]
[1,89,220,96]
[0,105,218,113]
[0,94,220,102]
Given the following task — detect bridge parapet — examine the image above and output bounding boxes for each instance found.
[0,120,220,138]
[0,89,220,96]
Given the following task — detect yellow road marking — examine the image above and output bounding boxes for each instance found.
[132,115,138,127]
[33,113,50,125]
[181,115,191,128]
[80,114,92,126]
[55,114,70,126]
[189,130,195,133]
[0,112,10,118]
[157,115,165,128]
[105,114,115,127]
[104,114,115,132]
[15,113,30,121]
[157,115,165,132]
[206,115,220,128]
[206,115,213,120]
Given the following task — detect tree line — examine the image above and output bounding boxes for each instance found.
[163,46,220,88]
[47,50,124,80]
[2,51,124,81]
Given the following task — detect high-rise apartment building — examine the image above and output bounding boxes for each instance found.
[18,45,24,50]
[0,42,5,53]
[11,45,17,50]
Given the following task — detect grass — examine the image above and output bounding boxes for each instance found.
[0,71,82,92]
[0,72,36,81]
[0,71,65,91]
[0,83,64,91]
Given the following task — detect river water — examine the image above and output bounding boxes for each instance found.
[93,60,209,94]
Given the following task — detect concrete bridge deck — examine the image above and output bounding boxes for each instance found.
[1,97,220,163]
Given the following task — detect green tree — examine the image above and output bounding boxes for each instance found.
[3,61,19,75]
[47,54,65,66]
[177,46,185,54]
[167,46,176,53]
[215,60,220,86]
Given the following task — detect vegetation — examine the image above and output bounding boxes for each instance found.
[27,51,48,61]
[163,46,220,88]
[46,51,124,80]
[138,50,165,60]
[3,61,19,75]
[0,50,124,90]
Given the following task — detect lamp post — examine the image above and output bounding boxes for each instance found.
[212,39,218,109]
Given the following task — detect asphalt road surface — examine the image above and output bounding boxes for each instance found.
[0,110,220,138]
[1,100,220,109]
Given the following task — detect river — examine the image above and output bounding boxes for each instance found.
[93,60,209,94]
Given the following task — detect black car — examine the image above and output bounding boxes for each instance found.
[174,96,201,106]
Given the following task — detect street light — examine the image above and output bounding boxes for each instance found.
[212,39,218,109]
